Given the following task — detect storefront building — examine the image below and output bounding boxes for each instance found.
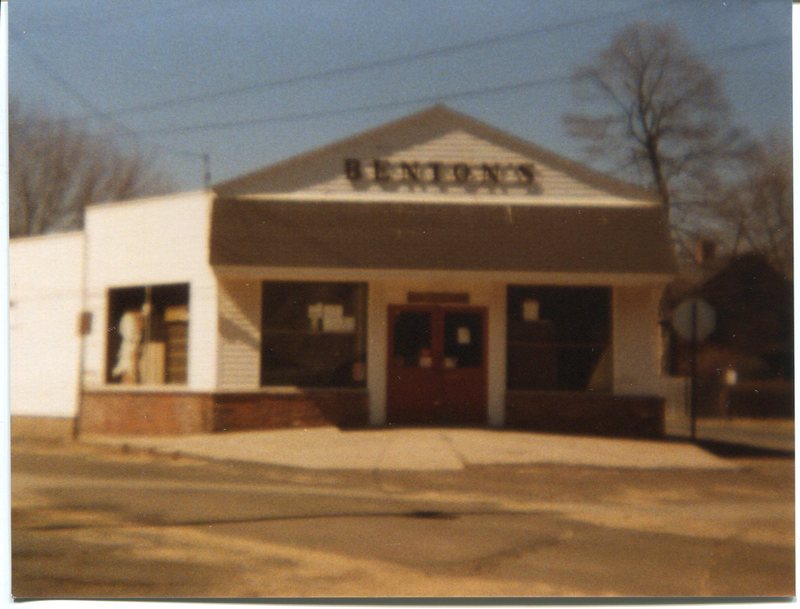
[10,106,679,438]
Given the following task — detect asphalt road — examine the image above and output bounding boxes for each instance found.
[10,438,795,598]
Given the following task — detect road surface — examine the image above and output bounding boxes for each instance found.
[10,437,795,598]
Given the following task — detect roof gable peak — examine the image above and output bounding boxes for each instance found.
[213,104,657,204]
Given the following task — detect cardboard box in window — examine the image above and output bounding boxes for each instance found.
[139,342,165,384]
[165,305,189,323]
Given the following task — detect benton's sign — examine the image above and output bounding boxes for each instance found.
[345,158,535,187]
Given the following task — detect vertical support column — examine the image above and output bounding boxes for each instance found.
[612,284,662,395]
[188,277,220,391]
[367,280,387,425]
[487,282,507,427]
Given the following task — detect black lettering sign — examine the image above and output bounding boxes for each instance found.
[344,158,362,180]
[515,164,534,184]
[452,163,471,183]
[373,159,391,182]
[429,162,443,183]
[401,162,421,182]
[481,163,501,184]
[344,158,537,188]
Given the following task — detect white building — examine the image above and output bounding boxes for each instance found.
[10,106,681,437]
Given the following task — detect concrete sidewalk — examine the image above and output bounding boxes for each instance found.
[695,417,794,453]
[82,427,739,471]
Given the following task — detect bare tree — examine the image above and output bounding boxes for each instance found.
[10,100,173,237]
[714,134,792,278]
[563,22,745,259]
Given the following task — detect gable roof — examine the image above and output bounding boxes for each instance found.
[213,105,658,203]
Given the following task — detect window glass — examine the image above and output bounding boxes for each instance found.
[261,282,367,387]
[507,286,610,391]
[443,311,483,369]
[392,311,432,368]
[106,283,189,385]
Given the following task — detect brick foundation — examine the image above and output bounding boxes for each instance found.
[80,388,664,437]
[80,389,369,435]
[505,391,665,438]
[212,390,368,431]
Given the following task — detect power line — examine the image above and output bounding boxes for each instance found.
[75,0,678,118]
[136,35,789,136]
[137,73,573,135]
[11,25,206,163]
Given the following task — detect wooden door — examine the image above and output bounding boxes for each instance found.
[387,305,487,425]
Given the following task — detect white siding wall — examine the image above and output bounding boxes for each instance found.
[217,279,261,388]
[612,284,665,395]
[82,191,218,390]
[10,232,85,417]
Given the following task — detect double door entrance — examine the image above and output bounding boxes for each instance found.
[387,304,487,425]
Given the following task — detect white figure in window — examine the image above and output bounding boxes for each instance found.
[112,310,143,383]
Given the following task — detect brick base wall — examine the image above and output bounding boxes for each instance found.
[80,389,663,437]
[505,391,665,438]
[80,391,215,435]
[212,390,369,432]
[79,389,369,435]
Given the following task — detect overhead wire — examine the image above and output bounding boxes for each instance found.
[135,35,789,136]
[9,0,681,181]
[73,0,679,118]
[10,24,210,179]
[10,4,788,182]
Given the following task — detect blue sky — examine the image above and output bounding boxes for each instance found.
[9,0,792,191]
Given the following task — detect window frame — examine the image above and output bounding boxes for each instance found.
[506,285,611,391]
[105,283,190,386]
[260,281,368,388]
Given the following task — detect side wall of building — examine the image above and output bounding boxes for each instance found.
[10,232,85,421]
[82,191,218,391]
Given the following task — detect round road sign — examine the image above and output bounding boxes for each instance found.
[672,297,716,342]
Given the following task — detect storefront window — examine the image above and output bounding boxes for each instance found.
[507,286,610,391]
[106,283,189,385]
[261,282,367,387]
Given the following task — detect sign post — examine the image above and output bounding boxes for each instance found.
[672,298,715,441]
[690,301,699,440]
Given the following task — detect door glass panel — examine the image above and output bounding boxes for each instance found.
[393,311,432,368]
[443,312,482,369]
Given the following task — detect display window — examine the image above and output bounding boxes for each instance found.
[507,285,611,391]
[106,283,190,385]
[261,282,367,387]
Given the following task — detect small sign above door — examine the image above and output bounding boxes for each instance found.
[407,292,470,304]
